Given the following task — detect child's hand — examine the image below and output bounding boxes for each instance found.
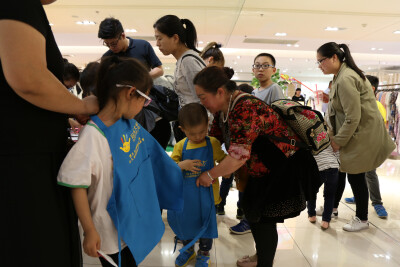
[83,229,101,257]
[179,159,202,172]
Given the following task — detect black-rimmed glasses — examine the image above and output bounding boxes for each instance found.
[103,34,122,48]
[316,58,328,65]
[252,64,275,70]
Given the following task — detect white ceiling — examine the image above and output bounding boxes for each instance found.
[45,0,400,83]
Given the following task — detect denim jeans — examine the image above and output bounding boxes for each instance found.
[307,168,339,222]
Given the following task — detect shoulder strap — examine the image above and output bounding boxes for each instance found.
[181,54,206,67]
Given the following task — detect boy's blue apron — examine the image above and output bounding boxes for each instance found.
[167,137,218,253]
[90,116,183,266]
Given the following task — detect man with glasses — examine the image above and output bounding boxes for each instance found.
[98,17,164,79]
[251,53,284,105]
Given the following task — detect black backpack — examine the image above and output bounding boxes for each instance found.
[146,85,180,122]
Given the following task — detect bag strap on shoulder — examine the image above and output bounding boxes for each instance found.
[181,54,207,67]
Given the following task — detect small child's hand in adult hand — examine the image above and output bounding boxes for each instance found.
[180,159,202,172]
[196,172,213,188]
[83,229,101,257]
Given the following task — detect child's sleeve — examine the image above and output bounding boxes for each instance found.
[210,137,227,164]
[57,146,92,188]
[170,139,185,163]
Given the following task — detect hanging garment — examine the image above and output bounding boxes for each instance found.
[167,137,218,253]
[90,115,183,266]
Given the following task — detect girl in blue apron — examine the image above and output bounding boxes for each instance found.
[57,56,184,267]
[169,103,227,267]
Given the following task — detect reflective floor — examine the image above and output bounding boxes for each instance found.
[83,158,400,267]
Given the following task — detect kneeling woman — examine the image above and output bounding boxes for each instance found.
[194,67,319,267]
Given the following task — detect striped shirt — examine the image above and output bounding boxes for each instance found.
[313,145,340,171]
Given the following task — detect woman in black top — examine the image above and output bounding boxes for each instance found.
[0,1,98,266]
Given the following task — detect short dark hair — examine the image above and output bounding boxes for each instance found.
[254,53,276,67]
[238,83,253,94]
[98,18,124,39]
[366,75,379,89]
[178,103,208,128]
[63,59,80,82]
[80,62,100,98]
[296,88,301,92]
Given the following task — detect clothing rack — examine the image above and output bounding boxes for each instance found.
[377,84,400,91]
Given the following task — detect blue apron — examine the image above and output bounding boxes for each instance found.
[167,137,218,253]
[90,115,183,266]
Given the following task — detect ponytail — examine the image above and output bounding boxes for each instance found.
[317,42,365,80]
[338,43,365,80]
[154,15,199,53]
[199,42,225,66]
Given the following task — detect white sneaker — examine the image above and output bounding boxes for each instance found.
[343,217,369,232]
[316,206,338,218]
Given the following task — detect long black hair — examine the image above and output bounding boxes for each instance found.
[96,56,153,110]
[153,15,199,53]
[317,42,365,80]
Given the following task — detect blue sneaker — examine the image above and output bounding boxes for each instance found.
[345,197,356,204]
[229,219,251,234]
[175,249,196,267]
[374,204,388,218]
[195,252,210,267]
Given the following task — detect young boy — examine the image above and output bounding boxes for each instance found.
[252,53,284,105]
[169,103,227,267]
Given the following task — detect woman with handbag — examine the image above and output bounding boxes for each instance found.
[193,66,320,267]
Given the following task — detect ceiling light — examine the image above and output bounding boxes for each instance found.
[371,48,376,51]
[234,61,237,65]
[289,58,293,61]
[125,29,137,33]
[393,30,400,34]
[378,48,383,51]
[76,20,96,25]
[275,32,287,36]
[49,23,54,26]
[294,44,299,47]
[198,41,204,44]
[237,56,241,59]
[286,44,292,47]
[324,27,346,31]
[305,59,310,62]
[325,27,339,31]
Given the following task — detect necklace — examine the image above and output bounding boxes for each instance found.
[223,93,233,123]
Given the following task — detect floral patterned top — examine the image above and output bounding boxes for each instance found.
[210,94,301,177]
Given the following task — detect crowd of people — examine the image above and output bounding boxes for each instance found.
[0,1,396,267]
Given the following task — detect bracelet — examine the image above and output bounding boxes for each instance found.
[206,171,214,181]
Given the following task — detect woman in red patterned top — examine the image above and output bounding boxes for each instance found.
[193,66,319,267]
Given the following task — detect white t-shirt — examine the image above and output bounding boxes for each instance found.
[57,122,126,254]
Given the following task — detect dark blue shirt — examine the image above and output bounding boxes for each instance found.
[103,37,162,70]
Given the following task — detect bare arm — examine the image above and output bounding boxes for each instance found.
[149,65,164,79]
[196,155,246,187]
[71,188,100,258]
[0,20,98,115]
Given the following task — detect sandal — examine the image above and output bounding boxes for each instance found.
[321,221,329,230]
[308,216,317,223]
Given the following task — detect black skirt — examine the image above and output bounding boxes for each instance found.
[0,152,82,267]
[243,136,320,223]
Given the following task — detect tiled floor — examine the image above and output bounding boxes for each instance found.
[83,158,400,266]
